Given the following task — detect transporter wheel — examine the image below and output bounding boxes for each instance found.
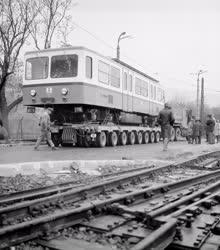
[143,131,150,144]
[128,131,135,145]
[174,127,181,141]
[119,131,127,146]
[96,131,107,147]
[108,131,118,147]
[155,132,160,143]
[149,132,155,143]
[136,131,143,144]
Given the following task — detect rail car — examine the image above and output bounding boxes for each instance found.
[22,46,165,147]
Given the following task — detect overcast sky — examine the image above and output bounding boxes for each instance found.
[65,0,219,106]
[26,0,219,106]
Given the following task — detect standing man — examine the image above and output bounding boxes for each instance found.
[192,119,202,144]
[34,107,57,150]
[157,103,175,151]
[186,117,195,144]
[206,114,215,144]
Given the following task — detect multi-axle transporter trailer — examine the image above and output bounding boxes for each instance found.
[50,123,161,147]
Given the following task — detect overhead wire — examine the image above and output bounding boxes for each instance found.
[72,21,220,94]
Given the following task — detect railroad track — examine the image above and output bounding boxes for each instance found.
[1,151,220,249]
[0,164,154,207]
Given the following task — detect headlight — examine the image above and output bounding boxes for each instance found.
[61,88,68,95]
[30,89,36,97]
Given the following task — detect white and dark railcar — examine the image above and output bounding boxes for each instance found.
[23,46,165,147]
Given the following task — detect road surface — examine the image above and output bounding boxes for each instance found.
[1,140,220,164]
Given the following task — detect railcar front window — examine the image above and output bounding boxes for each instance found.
[51,54,78,78]
[25,57,48,80]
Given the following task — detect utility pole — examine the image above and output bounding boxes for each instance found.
[200,77,204,124]
[196,74,200,119]
[191,70,207,119]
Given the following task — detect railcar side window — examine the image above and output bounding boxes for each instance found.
[123,72,127,90]
[157,88,164,102]
[110,66,120,88]
[98,61,109,84]
[128,75,132,92]
[51,54,78,78]
[141,80,148,97]
[25,57,48,80]
[135,77,141,95]
[150,84,154,99]
[86,56,92,78]
[153,86,156,100]
[157,88,161,101]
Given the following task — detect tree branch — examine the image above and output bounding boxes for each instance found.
[7,96,23,112]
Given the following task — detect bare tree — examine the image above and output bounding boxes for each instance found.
[30,0,74,49]
[0,0,39,132]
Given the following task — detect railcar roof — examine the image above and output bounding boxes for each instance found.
[25,46,159,83]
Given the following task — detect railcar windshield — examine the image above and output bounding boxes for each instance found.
[51,54,78,78]
[25,57,49,80]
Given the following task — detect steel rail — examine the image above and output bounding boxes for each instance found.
[163,189,220,220]
[0,170,220,248]
[0,149,219,207]
[147,179,220,219]
[0,164,151,206]
[0,163,219,225]
[0,150,218,208]
[131,218,177,250]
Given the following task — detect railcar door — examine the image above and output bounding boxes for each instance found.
[122,70,133,112]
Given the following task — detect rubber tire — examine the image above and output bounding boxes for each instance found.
[143,131,150,144]
[155,132,160,143]
[108,131,118,147]
[96,132,107,147]
[119,131,127,146]
[149,132,155,143]
[128,131,135,145]
[170,127,175,142]
[136,132,143,144]
[174,127,181,141]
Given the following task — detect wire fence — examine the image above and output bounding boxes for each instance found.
[9,116,41,141]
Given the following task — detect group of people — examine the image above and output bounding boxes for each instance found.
[187,114,219,145]
[186,118,203,144]
[157,103,220,151]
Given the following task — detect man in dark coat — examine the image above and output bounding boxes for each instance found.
[157,103,175,151]
[192,119,203,144]
[206,114,215,144]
